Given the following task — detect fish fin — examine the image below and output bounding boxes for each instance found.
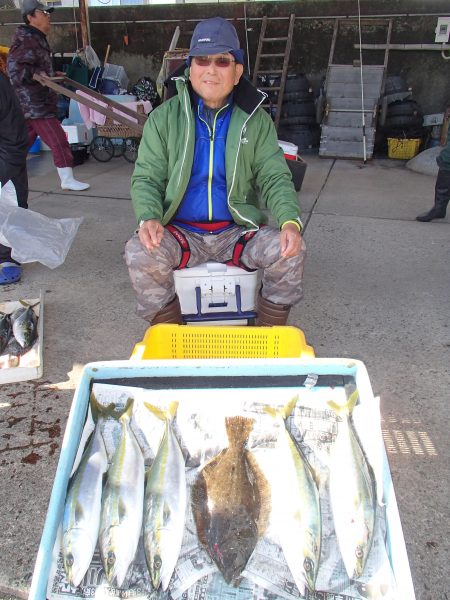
[191,472,210,547]
[18,299,39,309]
[89,392,118,423]
[144,400,178,422]
[118,497,128,521]
[245,451,271,537]
[327,389,359,416]
[74,500,84,523]
[225,416,254,449]
[118,397,134,422]
[263,395,299,421]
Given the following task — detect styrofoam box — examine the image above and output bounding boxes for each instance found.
[39,124,93,151]
[174,262,258,316]
[28,357,416,600]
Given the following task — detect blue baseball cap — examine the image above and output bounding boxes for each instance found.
[189,17,244,64]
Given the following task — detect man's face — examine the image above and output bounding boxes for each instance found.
[189,53,244,109]
[28,9,52,35]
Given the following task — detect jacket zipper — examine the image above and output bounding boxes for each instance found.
[198,103,229,221]
[227,91,267,230]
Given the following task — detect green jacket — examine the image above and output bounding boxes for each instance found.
[131,73,302,230]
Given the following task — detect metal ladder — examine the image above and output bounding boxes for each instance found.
[319,18,393,160]
[252,14,296,131]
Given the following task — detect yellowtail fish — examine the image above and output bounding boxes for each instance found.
[62,393,115,588]
[265,396,321,594]
[328,389,377,580]
[143,401,186,591]
[99,398,145,588]
[191,416,270,584]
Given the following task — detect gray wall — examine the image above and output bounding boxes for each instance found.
[1,0,449,113]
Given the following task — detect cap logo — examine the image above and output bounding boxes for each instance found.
[198,37,211,43]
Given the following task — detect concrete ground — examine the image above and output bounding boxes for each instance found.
[0,150,448,600]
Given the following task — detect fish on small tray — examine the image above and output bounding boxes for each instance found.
[0,292,44,382]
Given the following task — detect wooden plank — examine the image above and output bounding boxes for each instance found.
[326,82,383,99]
[320,125,375,142]
[326,112,375,127]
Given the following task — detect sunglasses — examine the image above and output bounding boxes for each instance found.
[36,9,51,15]
[192,56,236,68]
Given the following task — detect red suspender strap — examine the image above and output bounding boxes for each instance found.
[166,224,191,270]
[227,228,262,272]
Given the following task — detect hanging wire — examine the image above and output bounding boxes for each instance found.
[357,0,367,163]
[244,2,251,77]
[73,0,79,50]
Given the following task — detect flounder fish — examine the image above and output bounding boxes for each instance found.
[191,415,270,585]
[328,388,377,580]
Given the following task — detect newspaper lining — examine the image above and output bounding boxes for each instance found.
[48,382,397,600]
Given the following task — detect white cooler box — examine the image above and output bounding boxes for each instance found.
[174,262,259,324]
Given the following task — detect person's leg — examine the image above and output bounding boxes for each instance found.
[10,163,29,209]
[125,231,183,322]
[240,226,307,326]
[416,168,450,222]
[29,118,90,191]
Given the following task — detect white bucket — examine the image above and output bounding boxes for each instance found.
[278,139,298,160]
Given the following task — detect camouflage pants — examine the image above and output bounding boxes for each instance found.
[125,225,306,321]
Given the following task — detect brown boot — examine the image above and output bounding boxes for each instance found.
[151,296,183,325]
[256,293,291,326]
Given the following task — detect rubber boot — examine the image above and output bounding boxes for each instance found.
[151,295,183,325]
[256,293,291,326]
[57,167,90,191]
[416,169,450,222]
[0,180,18,206]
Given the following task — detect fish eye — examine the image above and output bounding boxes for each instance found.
[355,546,364,559]
[303,557,314,573]
[154,554,162,569]
[107,551,116,565]
[65,553,74,567]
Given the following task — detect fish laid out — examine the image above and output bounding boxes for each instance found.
[143,401,186,591]
[11,303,38,349]
[328,390,377,580]
[191,416,270,585]
[99,398,145,588]
[0,301,39,364]
[0,312,12,354]
[265,396,321,594]
[62,394,111,587]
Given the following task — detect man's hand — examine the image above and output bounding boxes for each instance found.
[280,223,303,258]
[138,219,164,251]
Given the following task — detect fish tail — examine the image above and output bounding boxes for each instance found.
[225,416,254,448]
[143,400,178,422]
[264,395,298,421]
[327,389,359,416]
[18,299,39,309]
[89,392,133,423]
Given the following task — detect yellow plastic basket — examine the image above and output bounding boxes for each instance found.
[131,324,315,360]
[387,137,421,159]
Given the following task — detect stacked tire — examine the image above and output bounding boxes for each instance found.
[376,75,424,155]
[278,74,320,152]
[257,73,320,152]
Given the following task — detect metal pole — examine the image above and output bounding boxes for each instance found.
[79,0,91,48]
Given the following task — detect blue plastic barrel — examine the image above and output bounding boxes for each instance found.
[29,137,41,153]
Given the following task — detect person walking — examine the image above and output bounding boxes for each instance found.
[125,17,306,326]
[7,0,89,192]
[416,134,450,222]
[0,57,28,284]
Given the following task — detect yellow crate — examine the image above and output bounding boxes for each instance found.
[131,324,315,360]
[387,137,421,159]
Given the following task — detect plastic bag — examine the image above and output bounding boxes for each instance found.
[0,181,18,207]
[0,206,83,269]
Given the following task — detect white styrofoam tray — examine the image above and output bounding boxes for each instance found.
[0,290,44,383]
[28,357,415,600]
